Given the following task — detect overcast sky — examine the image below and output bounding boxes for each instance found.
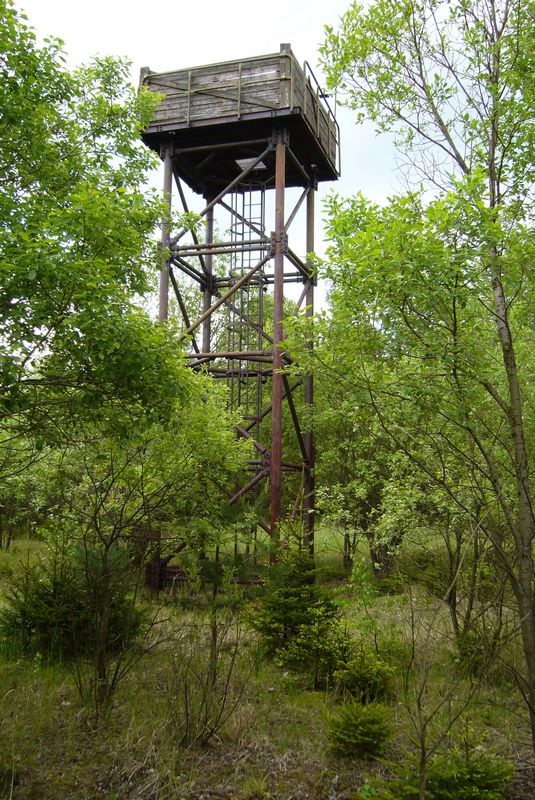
[16,0,399,205]
[15,0,400,311]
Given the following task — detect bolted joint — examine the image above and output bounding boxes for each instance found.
[271,128,289,148]
[160,141,174,160]
[200,274,216,295]
[270,231,288,256]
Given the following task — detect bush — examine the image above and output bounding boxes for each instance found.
[456,626,500,679]
[249,549,348,687]
[167,609,252,747]
[0,542,143,662]
[423,753,514,799]
[327,701,392,757]
[276,606,352,689]
[249,549,339,655]
[334,648,395,702]
[359,752,514,799]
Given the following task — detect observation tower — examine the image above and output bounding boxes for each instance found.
[140,43,339,556]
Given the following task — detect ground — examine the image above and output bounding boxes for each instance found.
[1,534,534,799]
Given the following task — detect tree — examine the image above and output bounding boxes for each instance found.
[32,375,248,715]
[297,310,429,577]
[0,1,187,455]
[320,0,535,748]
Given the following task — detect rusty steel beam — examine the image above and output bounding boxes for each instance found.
[175,137,271,155]
[204,368,273,377]
[175,245,268,258]
[169,271,200,354]
[172,144,273,245]
[170,256,205,284]
[189,357,272,369]
[244,380,302,432]
[203,204,214,353]
[186,350,271,360]
[296,283,308,310]
[282,374,308,464]
[270,131,286,539]
[286,145,315,185]
[303,185,316,552]
[173,238,269,253]
[286,248,312,281]
[284,185,310,233]
[148,144,174,592]
[228,469,269,505]
[172,170,208,275]
[180,252,272,339]
[159,147,173,323]
[220,199,264,238]
[235,426,269,460]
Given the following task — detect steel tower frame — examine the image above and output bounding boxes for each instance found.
[141,46,340,565]
[158,129,316,549]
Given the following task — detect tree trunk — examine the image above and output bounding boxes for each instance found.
[368,532,401,581]
[491,270,535,751]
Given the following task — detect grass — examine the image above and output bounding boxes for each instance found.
[0,538,46,591]
[0,530,533,799]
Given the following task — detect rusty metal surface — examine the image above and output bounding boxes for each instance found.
[304,188,315,552]
[141,48,340,563]
[269,133,286,539]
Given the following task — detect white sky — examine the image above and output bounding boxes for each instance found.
[15,0,400,310]
[16,0,398,206]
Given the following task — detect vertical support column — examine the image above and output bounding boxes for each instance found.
[303,185,316,554]
[270,131,286,545]
[159,146,173,323]
[149,144,173,592]
[203,203,214,353]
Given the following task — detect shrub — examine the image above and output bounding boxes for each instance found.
[456,626,501,679]
[327,701,392,757]
[167,608,253,747]
[334,648,395,702]
[0,542,143,662]
[249,549,339,656]
[276,607,352,689]
[423,753,514,799]
[358,752,514,799]
[249,549,349,687]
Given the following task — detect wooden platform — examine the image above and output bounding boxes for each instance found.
[140,44,340,194]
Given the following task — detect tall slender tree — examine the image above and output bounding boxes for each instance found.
[321,0,535,747]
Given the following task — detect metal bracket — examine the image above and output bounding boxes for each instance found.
[270,231,289,256]
[160,141,174,160]
[271,128,289,147]
[201,274,217,295]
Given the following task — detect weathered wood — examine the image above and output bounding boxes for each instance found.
[140,44,339,192]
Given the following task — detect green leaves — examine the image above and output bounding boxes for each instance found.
[0,1,178,442]
[321,0,534,189]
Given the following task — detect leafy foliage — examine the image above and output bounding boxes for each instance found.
[319,0,535,750]
[0,541,143,661]
[0,1,190,453]
[327,701,393,757]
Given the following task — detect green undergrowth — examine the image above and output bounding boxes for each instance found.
[0,535,530,799]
